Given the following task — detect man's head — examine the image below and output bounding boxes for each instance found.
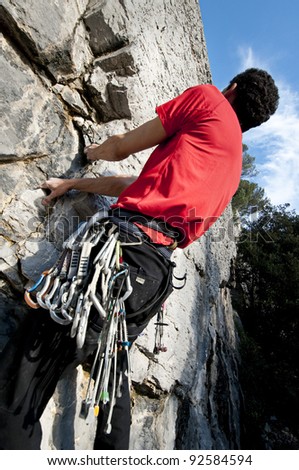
[224,68,279,132]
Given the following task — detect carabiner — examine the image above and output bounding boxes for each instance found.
[24,290,40,309]
[36,274,54,309]
[24,269,52,309]
[70,292,84,338]
[49,308,72,326]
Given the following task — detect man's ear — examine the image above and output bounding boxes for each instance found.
[223,83,237,104]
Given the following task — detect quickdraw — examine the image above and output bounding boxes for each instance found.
[24,211,137,432]
[154,303,168,354]
[24,210,170,433]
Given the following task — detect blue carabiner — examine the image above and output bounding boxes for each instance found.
[27,271,48,293]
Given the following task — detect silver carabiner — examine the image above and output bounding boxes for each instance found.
[70,293,84,338]
[76,303,90,349]
[49,308,72,326]
[44,277,61,310]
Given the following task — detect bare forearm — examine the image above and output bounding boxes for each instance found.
[70,175,137,196]
[84,117,167,162]
[41,175,137,205]
[113,117,168,158]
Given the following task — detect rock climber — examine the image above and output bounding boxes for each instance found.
[0,68,279,450]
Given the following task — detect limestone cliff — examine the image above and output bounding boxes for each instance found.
[0,0,241,449]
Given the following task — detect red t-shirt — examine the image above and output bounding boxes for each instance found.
[115,85,242,248]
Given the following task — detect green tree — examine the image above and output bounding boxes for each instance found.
[232,144,269,218]
[232,180,268,217]
[241,143,258,179]
[234,204,299,448]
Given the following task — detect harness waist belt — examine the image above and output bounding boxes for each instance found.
[108,213,173,259]
[110,208,181,241]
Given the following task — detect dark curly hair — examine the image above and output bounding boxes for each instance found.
[228,68,279,132]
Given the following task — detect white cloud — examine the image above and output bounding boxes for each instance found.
[237,46,299,211]
[237,45,270,71]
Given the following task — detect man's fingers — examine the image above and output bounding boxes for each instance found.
[40,181,52,198]
[40,178,61,191]
[40,180,56,204]
[84,144,101,160]
[40,179,54,190]
[42,195,53,206]
[84,144,97,152]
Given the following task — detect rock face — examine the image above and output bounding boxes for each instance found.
[0,0,241,450]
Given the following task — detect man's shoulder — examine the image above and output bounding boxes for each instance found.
[184,83,220,95]
[182,84,223,107]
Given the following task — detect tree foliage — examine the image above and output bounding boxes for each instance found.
[232,144,269,218]
[234,204,299,448]
[241,143,258,179]
[232,180,268,218]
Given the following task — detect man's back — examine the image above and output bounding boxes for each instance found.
[115,84,243,247]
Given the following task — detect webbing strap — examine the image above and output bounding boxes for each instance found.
[108,215,173,260]
[110,208,182,242]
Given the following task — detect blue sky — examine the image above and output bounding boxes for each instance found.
[200,0,299,212]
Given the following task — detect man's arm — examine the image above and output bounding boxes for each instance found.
[84,116,167,161]
[41,175,137,205]
[42,116,166,204]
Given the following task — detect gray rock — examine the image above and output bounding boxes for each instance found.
[84,0,129,56]
[0,0,240,451]
[53,84,89,117]
[0,34,79,162]
[95,46,138,77]
[85,66,131,121]
[0,0,92,79]
[20,238,60,284]
[0,237,23,291]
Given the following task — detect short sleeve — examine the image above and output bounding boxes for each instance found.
[156,86,207,137]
